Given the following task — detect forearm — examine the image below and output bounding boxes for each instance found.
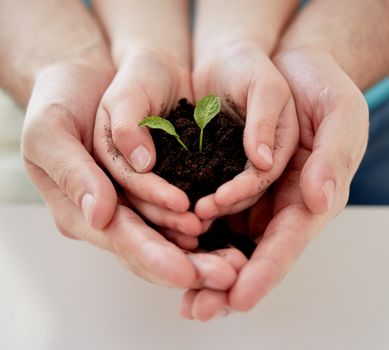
[92,0,191,68]
[0,0,111,106]
[194,0,299,61]
[276,0,389,90]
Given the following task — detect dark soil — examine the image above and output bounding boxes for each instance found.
[151,99,256,258]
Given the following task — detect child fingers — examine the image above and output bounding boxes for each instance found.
[243,69,291,171]
[195,193,260,220]
[161,228,199,251]
[215,98,299,208]
[94,106,190,212]
[214,166,268,207]
[101,78,157,173]
[128,196,202,236]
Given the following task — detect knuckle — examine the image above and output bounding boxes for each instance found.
[192,62,213,93]
[22,103,72,157]
[339,149,354,175]
[111,120,132,146]
[54,163,81,200]
[251,71,289,99]
[53,213,74,239]
[224,41,259,61]
[256,116,278,133]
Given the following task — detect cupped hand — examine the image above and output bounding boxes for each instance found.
[192,42,299,221]
[181,47,368,320]
[22,62,234,290]
[93,49,204,237]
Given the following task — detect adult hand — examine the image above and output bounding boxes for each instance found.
[180,48,368,320]
[21,63,211,289]
[6,0,242,293]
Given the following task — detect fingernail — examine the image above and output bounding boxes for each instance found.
[81,193,96,226]
[129,145,151,172]
[201,219,214,233]
[322,179,335,212]
[187,255,217,289]
[257,144,274,167]
[214,308,229,319]
[177,224,189,235]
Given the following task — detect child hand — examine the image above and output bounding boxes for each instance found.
[193,43,299,221]
[93,50,203,237]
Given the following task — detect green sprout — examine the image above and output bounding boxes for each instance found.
[194,95,221,153]
[138,95,221,153]
[138,116,188,151]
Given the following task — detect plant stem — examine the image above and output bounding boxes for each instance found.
[175,136,188,151]
[199,129,204,153]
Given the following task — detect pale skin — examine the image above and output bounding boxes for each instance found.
[91,0,301,241]
[0,0,242,292]
[192,0,300,222]
[181,0,389,320]
[2,0,389,321]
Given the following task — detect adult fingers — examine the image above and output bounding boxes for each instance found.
[187,253,237,290]
[25,161,114,247]
[229,204,327,312]
[22,124,117,230]
[27,161,199,288]
[300,94,369,215]
[181,289,229,321]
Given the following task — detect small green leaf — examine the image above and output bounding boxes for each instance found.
[194,95,221,130]
[193,95,221,153]
[139,116,177,136]
[138,116,188,151]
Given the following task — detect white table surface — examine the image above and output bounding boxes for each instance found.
[1,204,388,350]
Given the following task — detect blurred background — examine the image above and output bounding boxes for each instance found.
[0,90,40,203]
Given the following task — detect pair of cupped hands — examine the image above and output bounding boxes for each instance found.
[21,37,368,320]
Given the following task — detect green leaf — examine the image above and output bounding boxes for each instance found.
[138,116,188,151]
[194,95,221,130]
[193,95,221,153]
[138,116,177,136]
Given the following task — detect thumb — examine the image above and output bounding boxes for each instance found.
[300,104,368,215]
[23,128,117,230]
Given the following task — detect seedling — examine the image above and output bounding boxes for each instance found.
[194,95,221,152]
[138,95,221,153]
[138,116,188,151]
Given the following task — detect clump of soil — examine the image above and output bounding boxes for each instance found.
[152,99,256,258]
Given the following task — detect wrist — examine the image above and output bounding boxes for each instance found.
[21,51,114,109]
[112,43,190,73]
[275,0,389,90]
[203,29,276,57]
[194,0,299,59]
[273,45,347,82]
